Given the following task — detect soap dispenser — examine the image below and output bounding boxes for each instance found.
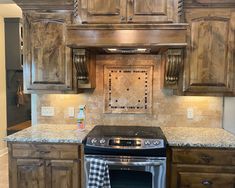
[77,105,86,131]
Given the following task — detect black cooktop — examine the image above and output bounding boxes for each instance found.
[87,125,166,140]
[84,125,167,157]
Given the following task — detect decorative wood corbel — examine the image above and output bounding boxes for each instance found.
[161,49,184,89]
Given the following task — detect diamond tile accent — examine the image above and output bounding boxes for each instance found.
[104,66,153,114]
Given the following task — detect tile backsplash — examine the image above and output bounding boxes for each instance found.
[35,55,223,128]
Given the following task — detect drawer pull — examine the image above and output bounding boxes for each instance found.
[200,155,213,163]
[202,180,213,186]
[39,151,51,154]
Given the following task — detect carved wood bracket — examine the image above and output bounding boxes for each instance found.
[73,49,89,81]
[165,49,183,85]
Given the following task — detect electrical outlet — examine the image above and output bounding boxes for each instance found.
[41,107,55,117]
[68,107,75,117]
[187,108,194,119]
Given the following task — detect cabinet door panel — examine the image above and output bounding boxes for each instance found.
[127,0,177,23]
[17,159,45,188]
[180,172,235,188]
[184,10,235,94]
[81,0,126,23]
[24,12,72,93]
[47,160,80,188]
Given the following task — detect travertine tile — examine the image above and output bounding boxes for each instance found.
[35,55,223,129]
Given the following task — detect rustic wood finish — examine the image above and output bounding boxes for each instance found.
[172,148,235,166]
[184,0,235,8]
[79,0,181,23]
[8,143,82,188]
[13,0,74,10]
[80,0,127,23]
[16,159,45,188]
[67,24,188,48]
[170,147,235,188]
[23,11,73,93]
[127,0,179,23]
[183,8,235,95]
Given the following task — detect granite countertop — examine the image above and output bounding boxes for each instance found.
[161,126,235,148]
[4,124,91,144]
[5,124,235,148]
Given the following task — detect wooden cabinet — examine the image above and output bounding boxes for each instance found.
[183,9,235,95]
[8,143,82,188]
[80,0,127,23]
[170,148,235,188]
[80,0,181,23]
[23,11,73,93]
[16,159,45,188]
[46,160,79,188]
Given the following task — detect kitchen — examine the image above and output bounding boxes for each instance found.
[1,0,235,188]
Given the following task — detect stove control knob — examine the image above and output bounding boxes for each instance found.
[144,140,151,145]
[91,138,97,144]
[100,138,106,144]
[153,140,160,145]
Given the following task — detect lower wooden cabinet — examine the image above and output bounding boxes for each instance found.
[8,143,82,188]
[170,148,235,188]
[16,159,45,188]
[47,160,79,188]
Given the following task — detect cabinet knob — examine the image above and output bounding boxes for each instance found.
[128,16,133,22]
[200,155,213,163]
[46,161,51,167]
[120,16,125,22]
[202,180,213,186]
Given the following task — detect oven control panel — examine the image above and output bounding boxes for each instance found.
[86,137,165,149]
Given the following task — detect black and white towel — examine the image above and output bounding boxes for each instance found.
[87,158,111,188]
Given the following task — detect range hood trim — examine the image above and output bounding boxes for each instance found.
[67,24,188,51]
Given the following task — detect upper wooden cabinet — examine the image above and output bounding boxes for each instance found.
[79,0,182,23]
[23,11,73,93]
[183,9,235,95]
[80,0,127,23]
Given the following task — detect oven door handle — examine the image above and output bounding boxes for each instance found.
[86,158,163,167]
[105,161,163,166]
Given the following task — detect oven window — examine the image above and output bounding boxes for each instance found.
[109,170,152,188]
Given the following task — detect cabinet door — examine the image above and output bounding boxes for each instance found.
[15,159,45,188]
[184,10,235,94]
[171,164,235,188]
[46,160,80,188]
[80,0,127,23]
[23,12,73,93]
[127,0,178,23]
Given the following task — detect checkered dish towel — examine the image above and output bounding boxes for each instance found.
[88,158,111,188]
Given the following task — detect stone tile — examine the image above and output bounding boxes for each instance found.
[36,55,223,128]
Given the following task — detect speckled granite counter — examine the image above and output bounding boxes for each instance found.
[4,124,91,143]
[161,127,235,148]
[5,125,235,148]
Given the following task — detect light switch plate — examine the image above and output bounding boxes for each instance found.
[41,107,55,117]
[187,108,194,119]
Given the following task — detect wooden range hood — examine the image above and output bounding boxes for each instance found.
[67,24,188,53]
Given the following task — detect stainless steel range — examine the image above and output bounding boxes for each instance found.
[84,125,167,188]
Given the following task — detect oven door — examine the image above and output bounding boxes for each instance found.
[85,155,166,188]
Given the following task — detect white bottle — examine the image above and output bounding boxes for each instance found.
[77,105,86,131]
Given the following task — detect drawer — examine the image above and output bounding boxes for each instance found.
[179,172,235,188]
[12,143,81,159]
[172,148,235,165]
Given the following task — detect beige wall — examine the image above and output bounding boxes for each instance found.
[0,4,22,153]
[36,55,223,129]
[0,16,7,151]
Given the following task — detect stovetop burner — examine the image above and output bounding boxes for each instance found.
[87,125,166,138]
[84,125,167,157]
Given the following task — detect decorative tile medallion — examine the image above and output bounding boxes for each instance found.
[104,66,153,114]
